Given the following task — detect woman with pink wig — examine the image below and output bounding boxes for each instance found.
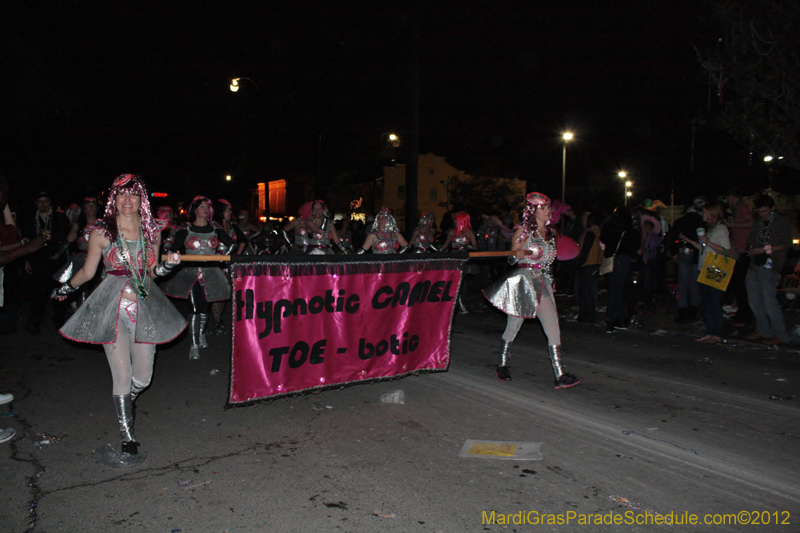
[52,174,186,465]
[441,211,477,314]
[483,192,581,389]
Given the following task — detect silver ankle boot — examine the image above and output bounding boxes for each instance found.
[112,394,137,453]
[189,314,201,359]
[548,345,581,389]
[495,341,512,382]
[198,313,209,348]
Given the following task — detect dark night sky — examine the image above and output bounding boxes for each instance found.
[0,1,758,212]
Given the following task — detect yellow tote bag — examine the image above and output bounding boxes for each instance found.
[697,252,734,291]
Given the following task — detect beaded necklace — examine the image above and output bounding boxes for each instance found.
[36,210,52,237]
[116,217,150,300]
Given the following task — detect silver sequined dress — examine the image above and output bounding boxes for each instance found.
[160,224,231,302]
[59,238,187,344]
[482,233,557,319]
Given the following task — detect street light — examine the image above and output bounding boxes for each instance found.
[561,132,573,203]
[229,77,258,92]
[225,175,232,181]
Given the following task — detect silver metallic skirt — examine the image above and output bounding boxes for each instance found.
[159,266,230,302]
[482,266,553,318]
[59,275,187,344]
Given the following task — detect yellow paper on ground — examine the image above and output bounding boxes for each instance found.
[459,439,543,460]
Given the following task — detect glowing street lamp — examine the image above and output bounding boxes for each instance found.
[225,175,232,181]
[561,132,573,203]
[618,171,633,206]
[229,77,258,92]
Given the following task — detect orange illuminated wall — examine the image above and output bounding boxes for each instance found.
[268,180,286,214]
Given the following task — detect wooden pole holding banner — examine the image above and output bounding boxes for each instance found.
[163,251,531,262]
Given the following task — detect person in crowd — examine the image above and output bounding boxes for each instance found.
[600,206,641,333]
[744,195,792,345]
[483,192,581,389]
[679,201,731,344]
[410,211,438,253]
[667,198,705,324]
[0,186,48,334]
[52,174,186,465]
[639,214,663,312]
[53,197,103,308]
[160,196,236,359]
[723,186,754,327]
[553,203,581,297]
[576,212,603,323]
[21,190,78,334]
[357,207,410,254]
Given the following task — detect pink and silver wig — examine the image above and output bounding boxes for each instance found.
[371,207,399,233]
[417,211,435,228]
[102,174,160,244]
[453,211,472,237]
[517,191,553,242]
[188,195,213,222]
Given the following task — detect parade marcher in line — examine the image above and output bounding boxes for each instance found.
[441,211,477,314]
[723,187,754,327]
[336,218,354,253]
[160,196,236,359]
[679,201,731,344]
[410,211,438,253]
[304,200,347,255]
[156,206,177,254]
[283,202,312,254]
[21,190,78,334]
[744,195,792,345]
[357,208,410,254]
[52,174,186,465]
[483,192,581,389]
[206,199,248,335]
[54,197,103,308]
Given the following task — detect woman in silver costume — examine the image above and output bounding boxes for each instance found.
[207,199,248,334]
[442,211,477,314]
[284,200,347,255]
[160,196,236,359]
[52,174,187,462]
[409,211,438,253]
[53,197,103,306]
[483,192,581,389]
[357,208,410,254]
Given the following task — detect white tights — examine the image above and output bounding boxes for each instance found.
[103,299,156,396]
[501,294,561,345]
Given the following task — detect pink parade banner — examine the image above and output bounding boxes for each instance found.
[228,256,465,404]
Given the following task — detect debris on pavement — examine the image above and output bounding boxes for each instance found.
[380,390,405,405]
[768,393,794,401]
[459,439,543,460]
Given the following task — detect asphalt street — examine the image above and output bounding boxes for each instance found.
[1,294,799,532]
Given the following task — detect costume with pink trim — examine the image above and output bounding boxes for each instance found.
[160,222,233,302]
[59,233,187,345]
